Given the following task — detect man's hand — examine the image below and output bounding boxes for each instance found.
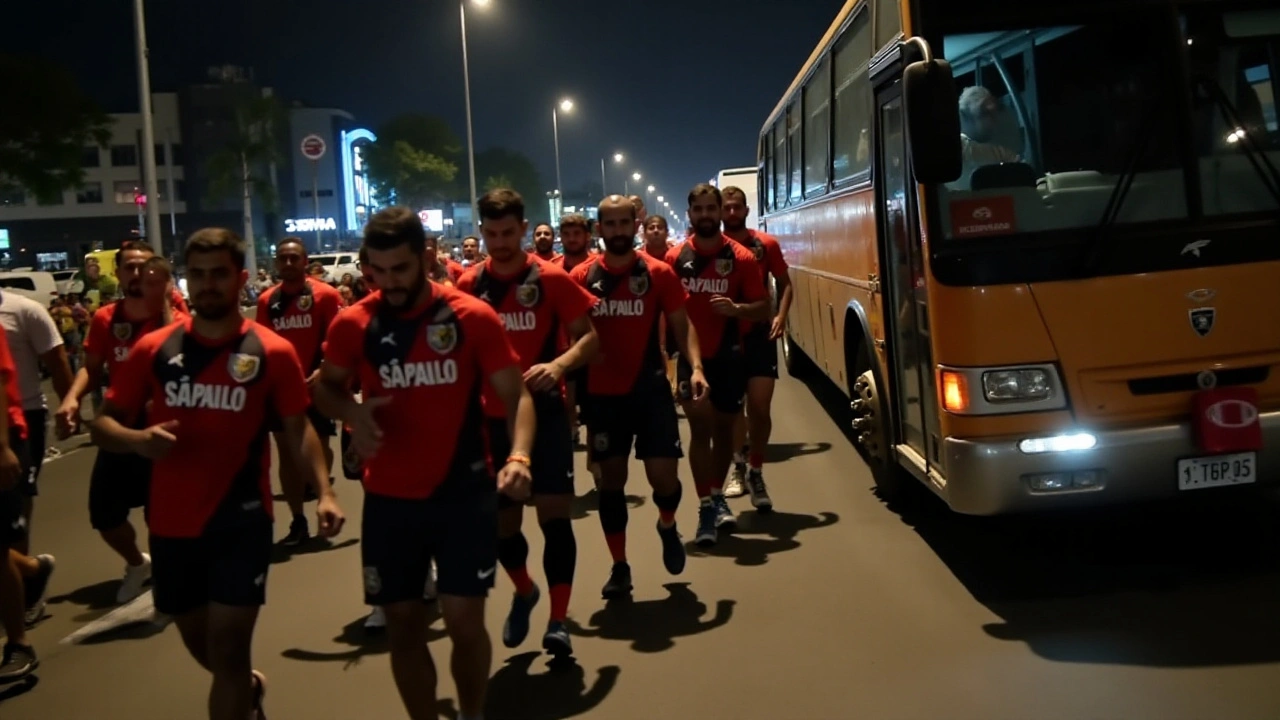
[134,419,180,460]
[769,314,785,341]
[315,492,345,538]
[709,295,738,317]
[0,447,22,491]
[348,395,392,458]
[305,369,321,388]
[55,397,81,439]
[497,460,532,501]
[523,362,564,393]
[689,366,711,406]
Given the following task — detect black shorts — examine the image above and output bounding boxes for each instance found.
[565,367,587,403]
[586,372,683,462]
[88,449,152,531]
[677,354,747,415]
[361,491,499,604]
[0,429,31,548]
[306,406,336,437]
[21,410,46,497]
[149,503,273,616]
[487,396,574,507]
[743,325,779,380]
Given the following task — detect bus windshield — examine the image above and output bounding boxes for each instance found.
[933,6,1280,243]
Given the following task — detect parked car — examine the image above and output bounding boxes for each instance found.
[310,252,360,284]
[0,271,60,305]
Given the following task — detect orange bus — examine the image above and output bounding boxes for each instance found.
[759,0,1280,513]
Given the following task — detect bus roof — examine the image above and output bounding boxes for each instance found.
[761,0,863,136]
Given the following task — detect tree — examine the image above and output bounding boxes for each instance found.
[0,54,112,204]
[475,147,544,221]
[364,114,461,209]
[204,91,286,278]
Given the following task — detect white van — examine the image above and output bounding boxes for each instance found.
[0,271,60,306]
[310,252,360,285]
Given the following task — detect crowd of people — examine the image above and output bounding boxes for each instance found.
[0,183,792,720]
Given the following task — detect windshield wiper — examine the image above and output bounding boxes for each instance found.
[1078,94,1161,274]
[1194,74,1280,208]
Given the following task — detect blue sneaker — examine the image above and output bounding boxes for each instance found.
[713,494,737,531]
[695,502,717,546]
[542,621,573,657]
[657,521,686,574]
[502,583,541,648]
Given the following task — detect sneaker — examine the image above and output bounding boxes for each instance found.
[656,521,686,575]
[502,583,541,649]
[695,503,718,546]
[423,564,438,602]
[116,554,151,604]
[746,468,774,512]
[279,515,309,546]
[0,643,38,683]
[712,494,737,531]
[601,562,632,600]
[250,669,268,720]
[542,620,573,657]
[364,606,386,633]
[23,554,55,625]
[724,464,747,498]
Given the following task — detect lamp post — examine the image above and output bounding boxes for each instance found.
[459,0,490,233]
[552,98,572,200]
[600,152,623,197]
[132,0,163,255]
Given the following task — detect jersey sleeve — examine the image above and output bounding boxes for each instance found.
[104,332,156,415]
[454,268,477,294]
[318,287,343,331]
[764,238,789,279]
[467,303,521,377]
[83,307,111,356]
[23,301,64,355]
[549,270,597,326]
[254,290,272,328]
[267,339,311,418]
[738,254,767,302]
[656,265,689,315]
[322,310,366,371]
[170,288,189,314]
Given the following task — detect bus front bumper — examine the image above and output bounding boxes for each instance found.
[941,411,1280,515]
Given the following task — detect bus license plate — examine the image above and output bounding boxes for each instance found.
[1177,452,1256,491]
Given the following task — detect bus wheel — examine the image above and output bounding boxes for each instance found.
[851,370,906,499]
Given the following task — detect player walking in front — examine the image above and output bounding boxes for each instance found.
[255,238,344,546]
[572,195,708,598]
[316,206,534,720]
[459,190,599,657]
[92,228,344,720]
[666,184,770,546]
[551,213,597,446]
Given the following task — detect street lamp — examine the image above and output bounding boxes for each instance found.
[601,152,624,196]
[657,195,664,203]
[132,0,163,257]
[459,0,490,233]
[552,97,573,200]
[647,184,655,193]
[613,152,624,163]
[632,172,642,181]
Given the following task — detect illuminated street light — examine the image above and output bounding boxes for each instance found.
[559,98,574,113]
[552,97,574,198]
[613,152,624,163]
[632,172,642,181]
[657,195,664,203]
[646,184,655,193]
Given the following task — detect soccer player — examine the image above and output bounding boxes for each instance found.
[459,189,598,657]
[531,222,560,263]
[551,213,596,444]
[255,238,344,545]
[666,184,769,546]
[92,228,344,720]
[316,206,534,720]
[720,185,790,510]
[0,327,38,681]
[572,195,707,599]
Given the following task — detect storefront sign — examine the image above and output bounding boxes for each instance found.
[285,217,337,233]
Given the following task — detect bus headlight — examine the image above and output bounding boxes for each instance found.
[983,368,1052,402]
[938,364,1066,416]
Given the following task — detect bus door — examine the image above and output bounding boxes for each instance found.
[874,75,941,470]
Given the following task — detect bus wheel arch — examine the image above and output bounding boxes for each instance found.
[844,302,909,500]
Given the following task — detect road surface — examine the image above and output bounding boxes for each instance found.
[3,369,1280,719]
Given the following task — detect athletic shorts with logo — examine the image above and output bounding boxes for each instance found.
[20,409,46,496]
[487,393,574,506]
[88,448,151,531]
[0,428,31,548]
[150,499,273,616]
[677,352,747,414]
[586,371,684,461]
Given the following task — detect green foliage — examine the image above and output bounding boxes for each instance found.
[475,147,544,221]
[203,92,286,214]
[364,114,461,209]
[0,54,113,204]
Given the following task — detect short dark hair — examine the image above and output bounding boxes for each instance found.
[184,228,247,271]
[277,236,306,256]
[628,195,645,212]
[721,186,749,205]
[358,246,369,265]
[688,183,722,207]
[534,222,554,233]
[363,206,426,255]
[478,189,526,223]
[645,214,668,230]
[560,213,589,232]
[143,255,173,279]
[116,239,154,265]
[463,236,480,244]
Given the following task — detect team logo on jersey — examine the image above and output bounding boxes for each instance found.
[112,323,133,341]
[629,274,649,296]
[752,245,765,261]
[426,323,458,354]
[228,353,261,383]
[515,283,540,308]
[296,294,313,311]
[715,258,734,276]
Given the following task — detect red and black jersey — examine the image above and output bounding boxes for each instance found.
[0,330,28,440]
[457,256,596,418]
[255,278,343,373]
[664,236,766,359]
[170,288,190,315]
[730,230,788,287]
[323,286,520,500]
[552,252,594,274]
[85,301,184,384]
[570,254,686,396]
[106,318,310,538]
[533,249,561,264]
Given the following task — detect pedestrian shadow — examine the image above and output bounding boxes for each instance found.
[685,510,839,566]
[570,490,646,520]
[0,675,38,703]
[49,579,147,623]
[280,606,448,670]
[764,441,832,463]
[484,652,619,719]
[270,537,360,565]
[564,582,734,653]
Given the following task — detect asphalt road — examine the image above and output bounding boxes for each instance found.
[3,367,1280,719]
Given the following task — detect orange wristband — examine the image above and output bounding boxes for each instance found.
[506,453,531,467]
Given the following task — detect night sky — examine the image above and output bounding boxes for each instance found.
[14,0,844,204]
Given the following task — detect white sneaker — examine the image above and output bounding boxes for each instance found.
[423,564,438,602]
[723,465,747,498]
[116,553,152,604]
[364,606,386,630]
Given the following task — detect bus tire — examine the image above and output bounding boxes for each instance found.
[850,369,909,501]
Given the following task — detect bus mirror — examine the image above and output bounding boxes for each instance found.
[903,58,962,184]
